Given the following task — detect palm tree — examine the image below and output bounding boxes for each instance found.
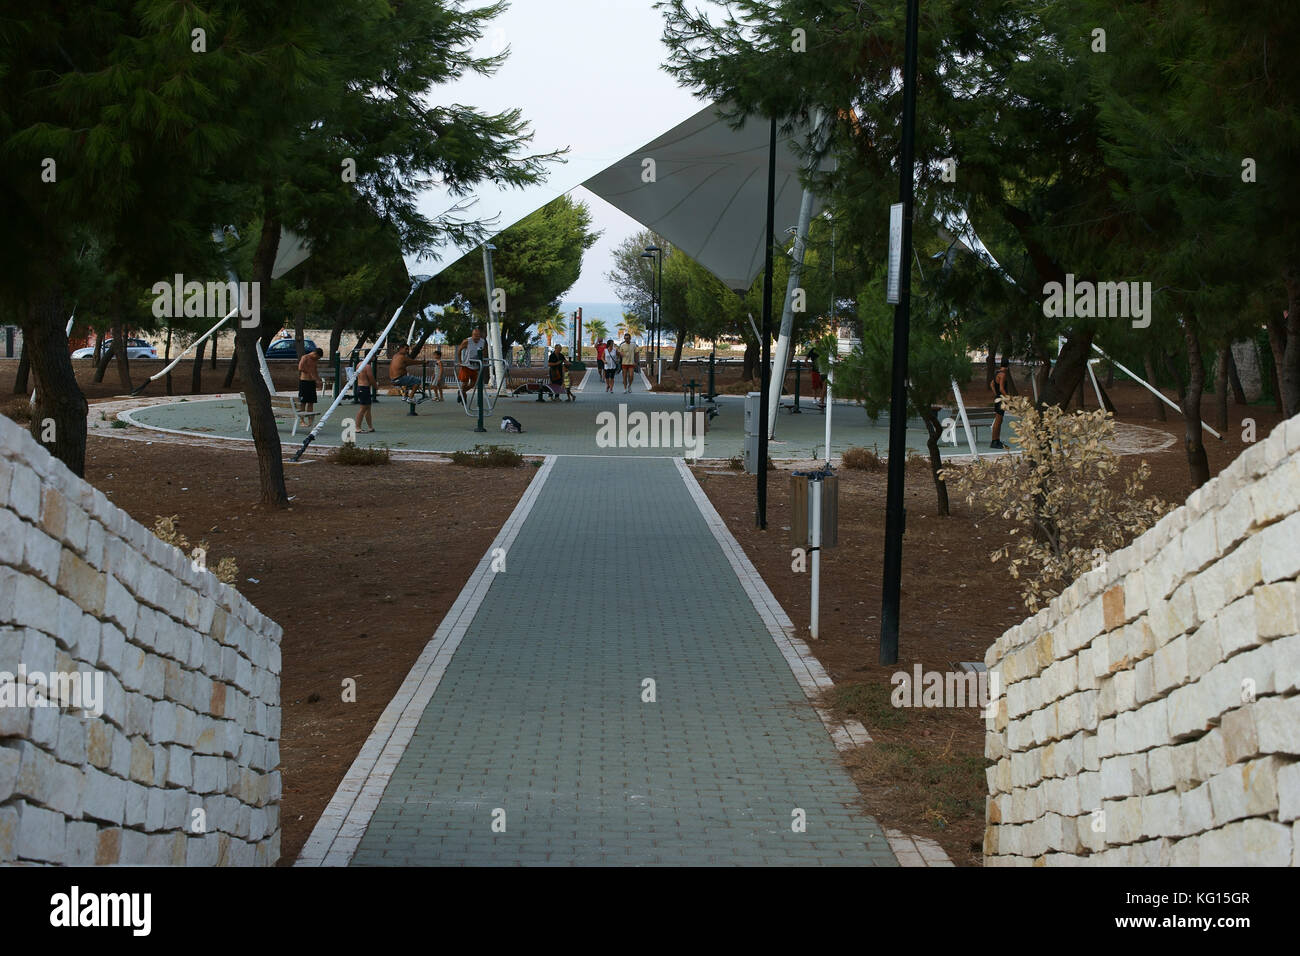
[587,319,609,344]
[618,312,645,340]
[536,311,566,348]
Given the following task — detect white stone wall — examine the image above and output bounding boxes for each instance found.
[984,414,1300,866]
[0,415,281,865]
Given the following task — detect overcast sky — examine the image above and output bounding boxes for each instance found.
[410,0,710,301]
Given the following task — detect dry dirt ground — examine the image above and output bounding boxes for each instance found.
[6,373,1281,866]
[76,433,535,865]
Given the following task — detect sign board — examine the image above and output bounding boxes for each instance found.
[886,203,903,304]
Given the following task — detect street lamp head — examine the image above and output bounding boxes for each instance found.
[641,252,654,259]
[645,245,661,254]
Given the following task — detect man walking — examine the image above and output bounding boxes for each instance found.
[354,360,376,433]
[619,333,638,393]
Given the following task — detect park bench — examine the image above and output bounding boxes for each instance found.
[510,381,559,401]
[937,406,1003,445]
[240,394,319,437]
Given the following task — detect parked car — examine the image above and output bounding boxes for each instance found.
[71,338,158,360]
[264,338,319,360]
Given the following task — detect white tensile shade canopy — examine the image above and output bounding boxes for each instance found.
[581,103,823,291]
[408,102,824,292]
[272,229,313,280]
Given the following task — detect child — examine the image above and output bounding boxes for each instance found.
[431,348,444,402]
[564,367,576,402]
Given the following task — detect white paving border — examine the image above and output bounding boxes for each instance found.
[886,828,957,867]
[295,455,558,866]
[675,461,962,867]
[672,459,871,751]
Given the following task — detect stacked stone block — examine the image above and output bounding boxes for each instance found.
[0,415,281,865]
[984,414,1300,865]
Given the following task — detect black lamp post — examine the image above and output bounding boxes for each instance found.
[880,0,921,667]
[642,245,662,375]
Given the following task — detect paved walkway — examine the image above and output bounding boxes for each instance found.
[299,455,896,866]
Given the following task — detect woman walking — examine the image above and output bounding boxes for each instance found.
[602,338,619,392]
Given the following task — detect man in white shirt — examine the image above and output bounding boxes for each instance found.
[457,327,488,402]
[619,333,638,393]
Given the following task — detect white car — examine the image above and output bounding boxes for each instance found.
[71,338,158,360]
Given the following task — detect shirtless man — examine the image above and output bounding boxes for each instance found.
[297,347,324,415]
[353,361,376,433]
[388,344,424,412]
[619,333,638,393]
[457,327,488,403]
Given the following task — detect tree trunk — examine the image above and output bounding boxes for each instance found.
[210,334,218,369]
[671,333,685,371]
[223,348,239,388]
[1214,347,1229,432]
[1034,356,1051,405]
[329,304,359,359]
[93,330,112,383]
[294,276,308,358]
[921,408,950,517]
[985,345,996,386]
[1181,323,1211,489]
[191,337,206,395]
[164,325,173,396]
[1039,331,1094,407]
[12,343,30,394]
[1281,272,1300,417]
[22,291,88,476]
[742,338,757,381]
[1226,348,1247,404]
[111,321,132,393]
[1267,312,1287,413]
[240,201,290,508]
[1143,354,1166,421]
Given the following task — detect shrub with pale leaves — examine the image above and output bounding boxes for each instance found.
[152,515,239,585]
[940,397,1171,612]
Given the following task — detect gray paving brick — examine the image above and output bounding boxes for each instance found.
[348,456,896,866]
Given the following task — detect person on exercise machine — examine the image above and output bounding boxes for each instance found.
[457,327,488,403]
[389,344,425,410]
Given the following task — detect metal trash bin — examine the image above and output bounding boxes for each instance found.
[790,469,838,548]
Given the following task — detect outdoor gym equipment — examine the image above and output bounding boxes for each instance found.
[290,274,431,462]
[456,356,510,418]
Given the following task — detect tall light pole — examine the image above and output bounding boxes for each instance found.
[879,0,921,666]
[642,246,662,375]
[482,243,503,389]
[757,115,777,530]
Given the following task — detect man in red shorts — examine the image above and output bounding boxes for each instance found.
[457,327,488,402]
[619,332,638,393]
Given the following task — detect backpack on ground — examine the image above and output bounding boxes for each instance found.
[501,415,523,433]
